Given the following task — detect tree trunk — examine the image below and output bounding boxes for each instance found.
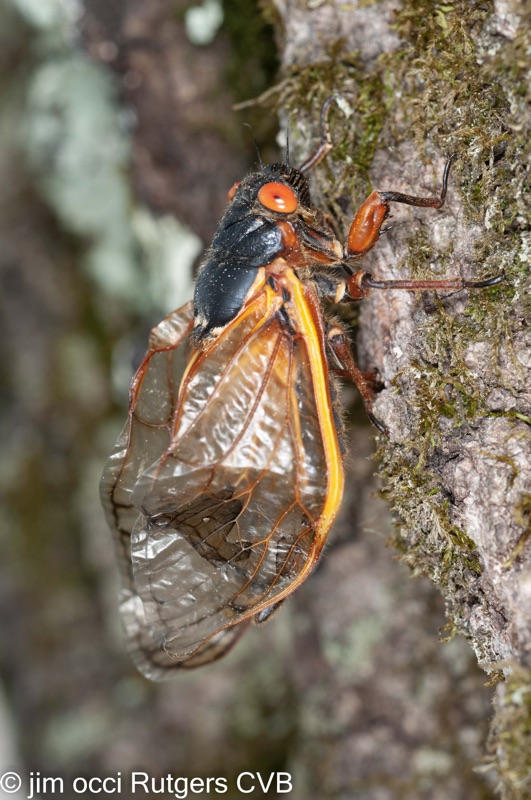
[267,0,530,796]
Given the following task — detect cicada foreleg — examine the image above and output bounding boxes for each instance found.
[344,155,456,262]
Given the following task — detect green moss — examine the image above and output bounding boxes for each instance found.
[488,667,531,800]
[387,1,507,139]
[503,493,531,567]
[378,444,484,587]
[384,0,528,259]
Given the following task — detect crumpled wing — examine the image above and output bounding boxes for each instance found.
[101,285,342,678]
[100,302,213,677]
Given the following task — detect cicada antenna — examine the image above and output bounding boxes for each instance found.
[244,122,263,169]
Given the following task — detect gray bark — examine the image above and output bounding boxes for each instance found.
[270,0,530,796]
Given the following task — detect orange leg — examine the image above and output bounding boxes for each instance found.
[346,155,456,259]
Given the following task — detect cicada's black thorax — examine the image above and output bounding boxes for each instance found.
[193,163,312,341]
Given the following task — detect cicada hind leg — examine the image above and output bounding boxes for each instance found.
[326,324,388,435]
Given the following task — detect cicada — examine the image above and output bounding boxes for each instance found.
[101,100,501,678]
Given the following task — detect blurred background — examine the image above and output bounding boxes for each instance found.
[0,1,498,798]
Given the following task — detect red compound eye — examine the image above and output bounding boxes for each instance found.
[227,181,241,201]
[258,182,298,213]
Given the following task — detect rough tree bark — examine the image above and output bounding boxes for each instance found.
[263,0,530,796]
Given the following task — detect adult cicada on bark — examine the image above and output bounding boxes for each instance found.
[101,100,501,678]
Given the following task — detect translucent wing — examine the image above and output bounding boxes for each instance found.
[100,303,204,676]
[101,280,343,678]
